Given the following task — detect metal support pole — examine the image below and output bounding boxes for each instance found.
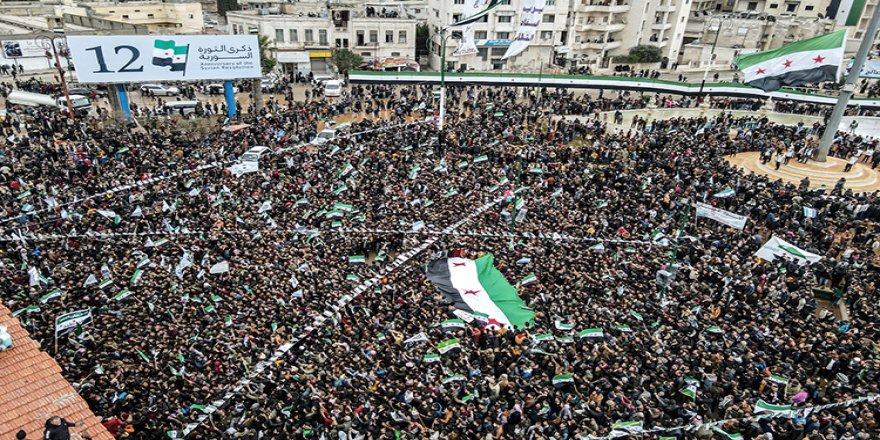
[438,27,447,151]
[40,36,74,120]
[224,80,237,120]
[817,7,880,161]
[699,18,725,96]
[115,84,133,121]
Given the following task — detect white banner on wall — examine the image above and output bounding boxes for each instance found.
[502,0,547,59]
[66,35,262,83]
[2,39,49,58]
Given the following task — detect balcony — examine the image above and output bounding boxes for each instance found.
[581,22,626,32]
[651,22,672,30]
[580,40,622,50]
[581,3,630,13]
[644,38,669,48]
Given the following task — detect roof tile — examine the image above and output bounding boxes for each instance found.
[0,305,113,440]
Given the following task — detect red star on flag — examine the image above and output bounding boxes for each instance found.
[783,59,793,68]
[756,68,766,75]
[486,318,504,328]
[463,289,480,295]
[813,55,825,63]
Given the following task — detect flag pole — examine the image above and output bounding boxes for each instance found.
[816,7,880,161]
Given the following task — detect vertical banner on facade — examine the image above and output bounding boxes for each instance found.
[502,0,547,59]
[453,0,489,57]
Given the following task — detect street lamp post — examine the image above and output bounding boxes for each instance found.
[436,28,459,152]
[699,16,728,96]
[38,35,75,120]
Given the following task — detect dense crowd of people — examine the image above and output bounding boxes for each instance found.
[1,80,879,440]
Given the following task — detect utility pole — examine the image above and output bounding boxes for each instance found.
[38,35,74,120]
[699,16,728,96]
[816,6,880,161]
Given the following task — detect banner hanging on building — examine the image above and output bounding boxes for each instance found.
[452,0,492,57]
[502,0,547,59]
[847,59,880,78]
[2,39,49,58]
[66,35,262,83]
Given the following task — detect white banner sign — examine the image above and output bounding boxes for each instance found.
[66,35,262,83]
[55,308,93,336]
[755,236,822,266]
[2,39,49,58]
[503,0,547,59]
[453,0,488,57]
[847,59,880,79]
[695,202,748,230]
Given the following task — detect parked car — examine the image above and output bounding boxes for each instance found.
[206,83,238,95]
[140,84,179,96]
[312,75,338,87]
[323,80,342,97]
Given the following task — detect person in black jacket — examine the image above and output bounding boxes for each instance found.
[43,416,86,440]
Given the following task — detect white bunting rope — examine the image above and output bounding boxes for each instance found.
[581,394,880,439]
[176,197,497,438]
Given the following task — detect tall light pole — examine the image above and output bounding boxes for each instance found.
[435,28,459,151]
[699,16,729,96]
[37,35,75,120]
[816,5,880,161]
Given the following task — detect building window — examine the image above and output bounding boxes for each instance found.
[454,0,464,4]
[319,29,328,45]
[383,30,391,43]
[540,31,552,40]
[189,14,194,19]
[475,31,488,39]
[478,47,488,60]
[147,13,155,18]
[546,0,555,5]
[786,2,797,11]
[498,15,512,23]
[543,14,555,23]
[399,30,407,43]
[275,29,285,42]
[501,0,511,4]
[392,52,400,56]
[369,30,378,43]
[305,29,314,42]
[453,14,462,21]
[769,3,778,7]
[497,32,510,39]
[805,5,814,10]
[357,30,365,46]
[122,14,129,19]
[361,52,371,56]
[290,29,298,42]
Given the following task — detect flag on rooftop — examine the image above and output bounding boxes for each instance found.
[736,30,845,92]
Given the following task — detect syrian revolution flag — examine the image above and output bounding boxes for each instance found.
[450,0,502,26]
[441,319,467,331]
[578,328,604,338]
[426,254,535,329]
[753,399,793,417]
[611,421,644,434]
[755,236,822,266]
[711,426,744,440]
[679,377,699,399]
[551,373,574,387]
[735,30,845,92]
[153,40,189,72]
[438,338,462,354]
[834,0,866,25]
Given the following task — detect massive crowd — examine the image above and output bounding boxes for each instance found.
[1,81,879,440]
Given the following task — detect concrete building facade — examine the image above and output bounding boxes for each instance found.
[227,0,418,75]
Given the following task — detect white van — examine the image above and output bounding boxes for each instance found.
[324,80,342,97]
[241,146,271,163]
[163,101,200,115]
[311,129,337,145]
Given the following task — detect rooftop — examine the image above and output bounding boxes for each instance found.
[0,305,113,440]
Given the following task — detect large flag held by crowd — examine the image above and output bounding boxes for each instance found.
[735,30,846,92]
[755,236,823,266]
[426,253,535,328]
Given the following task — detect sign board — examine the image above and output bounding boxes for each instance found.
[847,59,880,79]
[55,308,93,336]
[66,35,262,83]
[2,39,48,58]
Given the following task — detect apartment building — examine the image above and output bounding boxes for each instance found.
[227,0,418,75]
[719,0,830,17]
[59,0,204,34]
[426,0,570,71]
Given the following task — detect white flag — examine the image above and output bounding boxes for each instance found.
[755,236,822,266]
[209,261,230,274]
[258,200,272,213]
[131,206,142,217]
[83,274,98,287]
[97,209,118,220]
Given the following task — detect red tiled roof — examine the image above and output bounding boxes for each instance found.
[0,305,114,440]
